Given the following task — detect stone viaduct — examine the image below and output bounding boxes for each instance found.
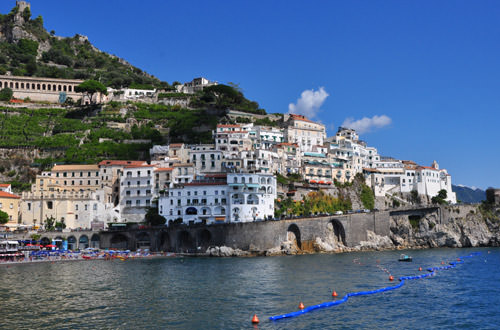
[99,208,442,253]
[15,230,100,250]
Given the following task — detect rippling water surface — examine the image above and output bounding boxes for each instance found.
[1,247,499,329]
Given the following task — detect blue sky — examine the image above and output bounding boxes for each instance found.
[2,0,499,189]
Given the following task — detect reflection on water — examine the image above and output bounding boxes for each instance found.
[1,248,499,329]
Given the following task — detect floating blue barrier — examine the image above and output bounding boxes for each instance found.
[269,253,480,321]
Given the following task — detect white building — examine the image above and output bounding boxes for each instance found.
[366,160,456,203]
[284,114,327,153]
[118,164,156,222]
[158,173,276,225]
[175,77,218,94]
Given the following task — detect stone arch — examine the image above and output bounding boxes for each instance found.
[330,219,346,245]
[9,82,13,88]
[287,224,302,249]
[15,82,19,89]
[36,83,40,90]
[159,231,171,251]
[136,232,151,249]
[79,235,89,249]
[0,81,2,88]
[53,84,56,91]
[42,84,46,90]
[177,230,194,252]
[63,85,67,92]
[67,235,77,250]
[197,229,212,250]
[90,234,100,249]
[186,207,197,215]
[68,85,73,92]
[47,84,51,91]
[40,237,51,246]
[110,234,128,250]
[21,82,24,89]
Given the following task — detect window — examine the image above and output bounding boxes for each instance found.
[126,191,131,196]
[47,201,53,209]
[126,200,132,206]
[75,205,79,211]
[27,203,31,211]
[9,203,13,209]
[85,204,88,211]
[136,200,141,206]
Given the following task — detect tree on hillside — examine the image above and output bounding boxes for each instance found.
[75,80,108,104]
[0,210,9,225]
[431,189,448,205]
[0,88,13,101]
[486,187,496,204]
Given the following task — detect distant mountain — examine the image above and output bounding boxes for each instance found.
[0,1,166,88]
[452,185,485,204]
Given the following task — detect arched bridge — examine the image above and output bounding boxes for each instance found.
[99,211,392,253]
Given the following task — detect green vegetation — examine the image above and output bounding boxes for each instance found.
[145,207,166,226]
[0,3,165,88]
[431,189,449,205]
[0,210,8,224]
[0,102,219,166]
[75,80,108,104]
[275,191,352,218]
[191,84,266,114]
[0,87,13,101]
[360,184,375,210]
[408,215,421,230]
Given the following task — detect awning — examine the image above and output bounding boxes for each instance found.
[215,217,226,221]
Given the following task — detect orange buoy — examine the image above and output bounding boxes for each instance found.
[298,302,305,309]
[251,314,259,324]
[441,261,445,265]
[389,275,394,281]
[418,267,422,271]
[332,291,338,297]
[457,258,461,262]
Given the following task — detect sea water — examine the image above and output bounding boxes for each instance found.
[1,247,499,329]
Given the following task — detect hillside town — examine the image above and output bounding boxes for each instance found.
[0,109,457,231]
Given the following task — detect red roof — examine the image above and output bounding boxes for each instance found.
[169,143,184,148]
[419,166,439,171]
[277,142,298,147]
[289,114,316,124]
[217,124,240,128]
[155,167,173,172]
[98,160,146,166]
[124,164,155,168]
[0,184,10,188]
[0,191,20,199]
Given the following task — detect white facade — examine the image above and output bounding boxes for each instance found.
[119,165,155,222]
[158,173,276,225]
[284,114,326,153]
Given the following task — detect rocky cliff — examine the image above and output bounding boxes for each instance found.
[204,204,500,257]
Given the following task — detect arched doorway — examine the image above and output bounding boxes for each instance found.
[331,219,346,245]
[136,232,151,250]
[67,236,77,250]
[110,234,128,250]
[159,231,171,251]
[40,237,51,247]
[79,235,89,249]
[177,231,194,252]
[197,229,212,250]
[287,224,302,249]
[90,234,100,249]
